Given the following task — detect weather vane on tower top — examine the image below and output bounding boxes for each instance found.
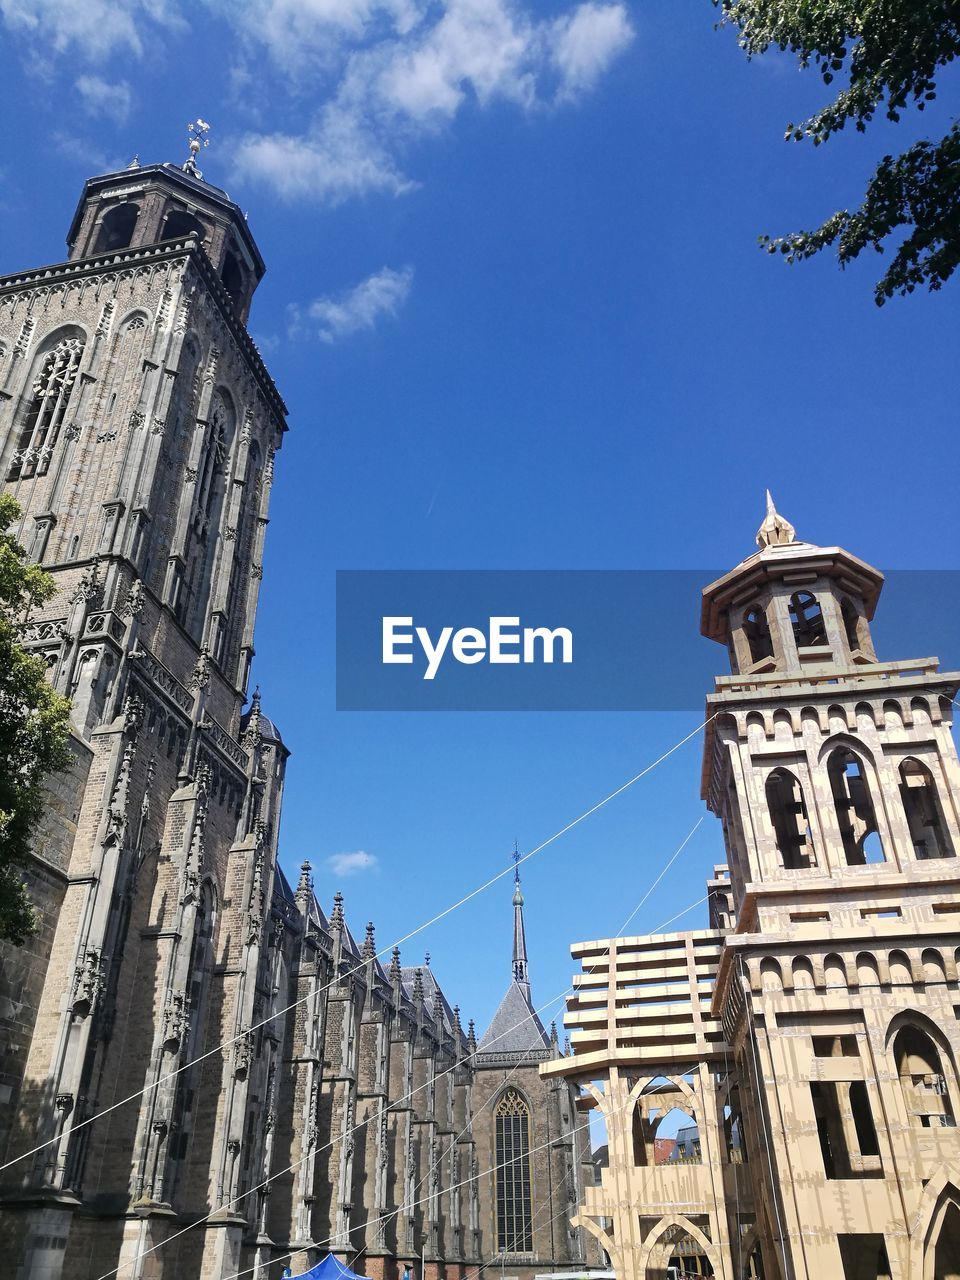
[183,119,211,180]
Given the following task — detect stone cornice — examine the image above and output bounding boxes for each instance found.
[0,237,287,424]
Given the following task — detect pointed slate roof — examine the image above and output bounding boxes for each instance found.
[399,963,457,1034]
[476,980,549,1063]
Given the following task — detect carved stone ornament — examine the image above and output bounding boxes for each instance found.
[14,317,35,359]
[121,579,146,620]
[95,300,115,339]
[162,991,190,1049]
[189,647,211,692]
[72,560,101,606]
[107,741,136,838]
[233,1028,255,1078]
[72,947,105,1015]
[121,691,144,733]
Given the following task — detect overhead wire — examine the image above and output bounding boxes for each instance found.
[4,712,714,1176]
[101,814,708,1280]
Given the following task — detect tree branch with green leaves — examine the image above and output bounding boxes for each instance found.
[0,493,72,944]
[715,0,960,303]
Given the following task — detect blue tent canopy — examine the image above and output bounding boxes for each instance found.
[283,1256,373,1280]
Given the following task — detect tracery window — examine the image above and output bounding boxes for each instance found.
[495,1088,532,1253]
[8,337,84,480]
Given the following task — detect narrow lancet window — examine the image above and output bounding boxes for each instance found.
[841,598,862,654]
[900,759,954,860]
[766,768,815,869]
[894,1025,956,1129]
[495,1088,533,1253]
[789,591,827,648]
[828,748,884,865]
[744,603,774,664]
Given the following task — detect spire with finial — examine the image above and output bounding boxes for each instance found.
[756,489,796,550]
[126,154,140,170]
[413,968,424,1004]
[295,860,313,914]
[549,1020,559,1053]
[183,118,211,180]
[432,982,444,1028]
[424,950,431,968]
[330,891,344,931]
[467,1019,477,1052]
[453,1004,463,1037]
[390,946,402,986]
[363,921,376,960]
[511,843,530,997]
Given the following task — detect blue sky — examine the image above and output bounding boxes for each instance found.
[1,0,958,1037]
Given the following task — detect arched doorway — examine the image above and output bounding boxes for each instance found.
[930,1196,960,1279]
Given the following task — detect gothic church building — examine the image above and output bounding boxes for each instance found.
[0,157,592,1280]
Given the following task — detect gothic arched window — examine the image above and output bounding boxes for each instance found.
[161,208,207,244]
[180,390,234,636]
[893,1024,956,1129]
[789,591,827,648]
[765,768,815,869]
[900,759,954,860]
[841,597,863,654]
[165,882,215,1198]
[743,603,774,664]
[495,1088,533,1253]
[221,248,245,311]
[94,202,139,252]
[827,747,884,865]
[8,336,84,480]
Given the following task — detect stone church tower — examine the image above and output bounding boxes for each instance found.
[0,150,289,1278]
[0,151,604,1280]
[548,500,960,1279]
[472,863,597,1280]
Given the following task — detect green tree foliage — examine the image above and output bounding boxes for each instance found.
[715,1,960,303]
[0,493,72,943]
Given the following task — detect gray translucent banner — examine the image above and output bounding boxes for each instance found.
[335,570,960,711]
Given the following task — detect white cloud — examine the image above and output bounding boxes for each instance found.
[76,73,132,119]
[327,850,379,875]
[548,2,634,98]
[2,0,634,207]
[232,0,634,204]
[0,0,182,60]
[291,265,414,342]
[378,0,538,121]
[234,115,414,205]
